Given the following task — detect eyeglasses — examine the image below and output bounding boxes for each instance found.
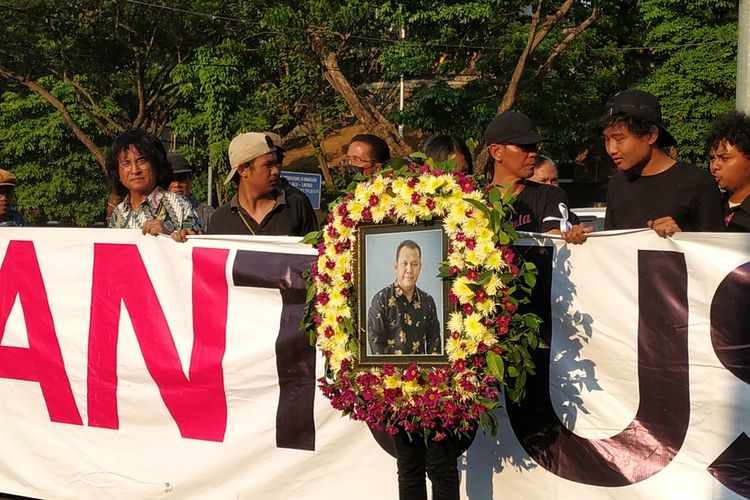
[119,157,151,172]
[343,157,377,167]
[514,143,540,153]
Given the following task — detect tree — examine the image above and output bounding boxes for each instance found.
[636,0,738,165]
[0,0,238,216]
[0,79,108,225]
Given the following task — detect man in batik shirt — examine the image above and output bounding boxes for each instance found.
[368,240,441,355]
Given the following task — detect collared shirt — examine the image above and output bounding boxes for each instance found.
[186,196,215,230]
[207,182,318,236]
[0,209,24,227]
[368,283,442,355]
[109,186,202,232]
[724,193,750,232]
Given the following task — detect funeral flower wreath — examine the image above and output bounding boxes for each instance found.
[302,158,543,440]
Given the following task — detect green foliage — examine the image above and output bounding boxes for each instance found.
[637,0,737,165]
[0,79,108,225]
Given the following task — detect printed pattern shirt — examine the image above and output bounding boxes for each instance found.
[109,187,202,233]
[368,283,442,355]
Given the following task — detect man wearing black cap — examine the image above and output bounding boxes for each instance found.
[598,90,723,236]
[485,111,589,242]
[167,153,215,228]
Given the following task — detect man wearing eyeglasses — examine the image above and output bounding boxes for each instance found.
[344,134,390,177]
[485,111,589,242]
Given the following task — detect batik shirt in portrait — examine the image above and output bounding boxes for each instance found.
[367,282,441,355]
[109,186,202,233]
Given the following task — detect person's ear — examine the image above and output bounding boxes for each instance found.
[647,125,660,146]
[488,144,504,162]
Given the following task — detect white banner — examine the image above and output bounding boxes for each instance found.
[0,228,748,499]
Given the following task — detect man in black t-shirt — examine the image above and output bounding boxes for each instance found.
[706,111,750,232]
[484,111,590,242]
[597,90,724,235]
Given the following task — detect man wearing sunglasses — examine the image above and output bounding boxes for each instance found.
[485,111,589,243]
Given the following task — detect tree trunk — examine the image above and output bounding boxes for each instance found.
[309,35,411,157]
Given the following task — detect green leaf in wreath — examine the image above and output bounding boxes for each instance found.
[463,198,491,217]
[485,350,505,382]
[507,365,519,377]
[300,230,323,245]
[524,272,536,287]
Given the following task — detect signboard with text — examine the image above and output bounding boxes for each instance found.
[0,229,748,499]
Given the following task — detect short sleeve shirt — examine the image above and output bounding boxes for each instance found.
[207,184,318,237]
[604,162,724,231]
[511,181,572,233]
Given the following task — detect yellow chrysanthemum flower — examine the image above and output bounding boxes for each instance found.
[445,335,463,356]
[371,203,388,223]
[447,312,464,333]
[484,251,503,270]
[384,375,401,389]
[452,277,474,303]
[348,199,366,222]
[475,298,495,315]
[448,251,465,268]
[402,379,421,395]
[371,176,387,195]
[463,313,486,339]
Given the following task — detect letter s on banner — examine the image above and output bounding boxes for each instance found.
[507,247,690,486]
[708,262,750,497]
[87,244,229,442]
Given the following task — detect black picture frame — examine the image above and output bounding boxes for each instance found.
[356,222,450,367]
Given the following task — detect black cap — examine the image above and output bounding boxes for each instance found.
[484,111,547,146]
[167,153,192,175]
[601,90,676,147]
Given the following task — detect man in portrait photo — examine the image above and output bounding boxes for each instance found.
[367,239,442,356]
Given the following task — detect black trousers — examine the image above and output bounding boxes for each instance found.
[392,429,477,500]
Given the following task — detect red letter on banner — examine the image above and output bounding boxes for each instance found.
[87,244,229,442]
[0,241,82,425]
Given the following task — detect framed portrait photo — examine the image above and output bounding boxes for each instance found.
[356,222,450,366]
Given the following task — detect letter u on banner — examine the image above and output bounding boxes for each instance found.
[507,246,690,486]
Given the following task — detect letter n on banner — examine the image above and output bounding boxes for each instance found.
[87,244,229,442]
[508,246,690,486]
[232,250,317,451]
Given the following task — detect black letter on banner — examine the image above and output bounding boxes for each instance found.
[233,250,316,451]
[708,262,750,497]
[507,247,690,486]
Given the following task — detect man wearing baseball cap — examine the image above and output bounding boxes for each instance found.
[0,169,24,227]
[598,89,723,235]
[206,132,318,236]
[485,111,589,242]
[167,153,215,228]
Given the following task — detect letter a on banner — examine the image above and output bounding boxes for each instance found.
[87,244,229,442]
[0,241,82,425]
